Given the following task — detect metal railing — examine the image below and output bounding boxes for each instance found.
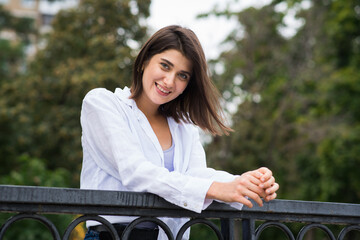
[0,185,359,239]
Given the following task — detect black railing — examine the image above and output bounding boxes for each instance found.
[0,185,359,239]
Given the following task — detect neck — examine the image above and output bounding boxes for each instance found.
[135,96,160,119]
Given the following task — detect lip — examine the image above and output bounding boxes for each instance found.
[155,83,171,96]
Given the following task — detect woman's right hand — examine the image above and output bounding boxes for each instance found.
[206,168,278,208]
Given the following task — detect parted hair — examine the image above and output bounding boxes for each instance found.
[130,25,232,136]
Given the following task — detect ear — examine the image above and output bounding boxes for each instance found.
[138,58,151,73]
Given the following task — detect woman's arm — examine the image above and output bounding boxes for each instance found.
[185,127,279,208]
[206,168,279,208]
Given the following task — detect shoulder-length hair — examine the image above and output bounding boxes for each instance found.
[130,25,232,136]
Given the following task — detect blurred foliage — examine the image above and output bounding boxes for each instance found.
[204,1,360,237]
[0,154,71,186]
[0,5,34,82]
[189,221,221,240]
[205,0,360,204]
[0,154,76,240]
[0,0,150,239]
[0,0,150,185]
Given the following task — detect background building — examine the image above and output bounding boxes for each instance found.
[0,0,77,58]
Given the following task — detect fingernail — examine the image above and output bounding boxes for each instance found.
[259,184,264,188]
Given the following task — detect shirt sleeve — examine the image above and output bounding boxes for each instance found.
[80,89,214,213]
[184,127,236,181]
[184,127,243,210]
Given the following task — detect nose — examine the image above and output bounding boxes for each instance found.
[163,72,176,88]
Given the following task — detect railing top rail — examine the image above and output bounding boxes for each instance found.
[1,185,359,224]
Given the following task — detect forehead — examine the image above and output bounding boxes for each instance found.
[152,49,192,72]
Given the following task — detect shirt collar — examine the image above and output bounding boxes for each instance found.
[115,86,180,132]
[114,87,136,108]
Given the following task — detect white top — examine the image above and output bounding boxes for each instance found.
[80,87,243,240]
[163,139,175,171]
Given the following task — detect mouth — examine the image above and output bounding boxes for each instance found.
[155,83,171,94]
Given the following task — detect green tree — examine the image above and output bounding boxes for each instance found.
[0,5,36,175]
[0,155,75,240]
[0,5,34,81]
[205,0,360,204]
[205,3,297,199]
[203,1,359,238]
[0,0,151,185]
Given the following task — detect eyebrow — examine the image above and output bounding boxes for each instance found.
[160,58,192,76]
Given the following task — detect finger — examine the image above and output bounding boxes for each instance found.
[246,171,264,184]
[259,176,275,189]
[247,173,263,186]
[238,196,253,208]
[265,192,277,202]
[237,176,267,198]
[265,183,279,195]
[244,191,264,207]
[258,167,272,182]
[237,173,262,189]
[249,184,267,199]
[258,167,270,174]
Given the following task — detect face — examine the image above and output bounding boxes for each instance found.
[138,49,192,110]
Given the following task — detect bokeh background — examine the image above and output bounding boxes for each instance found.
[0,0,359,239]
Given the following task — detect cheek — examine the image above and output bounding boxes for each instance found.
[143,65,164,80]
[142,70,157,87]
[179,81,189,92]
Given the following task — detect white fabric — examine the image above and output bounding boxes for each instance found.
[80,87,243,240]
[163,139,175,171]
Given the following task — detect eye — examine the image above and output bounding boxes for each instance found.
[160,62,170,70]
[178,73,189,81]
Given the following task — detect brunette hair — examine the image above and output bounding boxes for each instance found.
[130,25,232,136]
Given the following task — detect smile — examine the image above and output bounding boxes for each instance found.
[155,83,171,94]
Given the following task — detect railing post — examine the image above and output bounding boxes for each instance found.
[221,218,234,240]
[242,219,255,240]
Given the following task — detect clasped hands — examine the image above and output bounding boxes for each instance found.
[207,167,279,208]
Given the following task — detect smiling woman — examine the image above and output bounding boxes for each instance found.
[129,25,231,136]
[136,49,192,120]
[80,25,279,240]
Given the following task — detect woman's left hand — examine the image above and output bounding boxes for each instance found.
[254,167,279,202]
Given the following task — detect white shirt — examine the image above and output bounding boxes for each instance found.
[80,87,242,240]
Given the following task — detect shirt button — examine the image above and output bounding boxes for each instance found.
[183,202,188,207]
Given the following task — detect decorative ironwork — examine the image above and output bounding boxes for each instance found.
[0,213,61,240]
[338,225,360,240]
[0,185,359,240]
[122,217,173,240]
[297,223,336,240]
[64,215,119,240]
[255,221,295,240]
[176,218,223,240]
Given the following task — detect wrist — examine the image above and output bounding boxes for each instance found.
[206,181,221,199]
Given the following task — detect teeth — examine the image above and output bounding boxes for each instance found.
[156,83,170,94]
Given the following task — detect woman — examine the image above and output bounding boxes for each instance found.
[80,25,279,240]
